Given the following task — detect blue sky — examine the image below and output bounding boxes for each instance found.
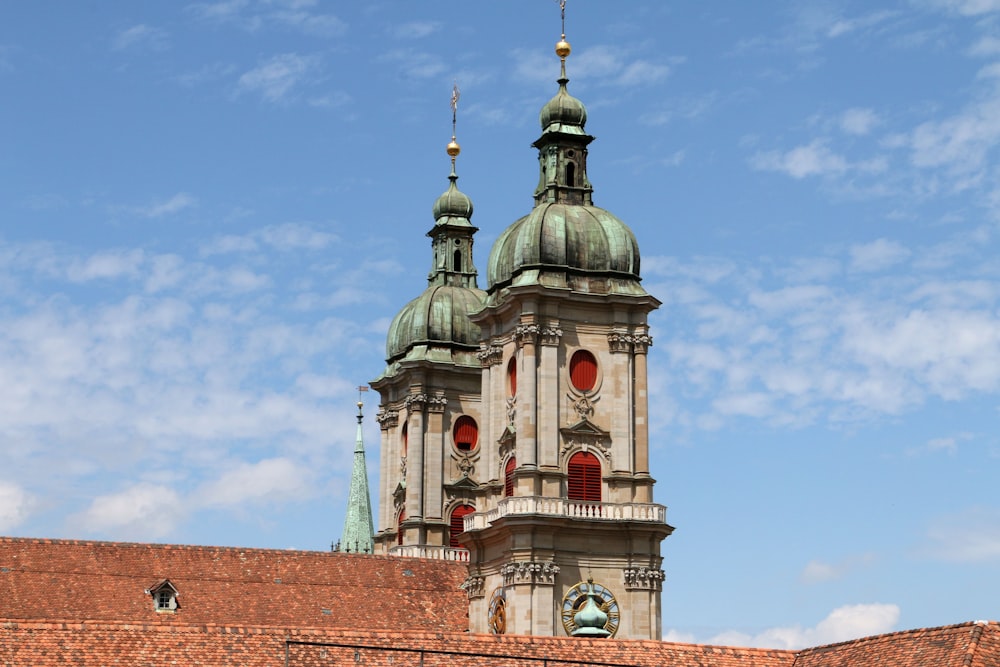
[2,0,999,650]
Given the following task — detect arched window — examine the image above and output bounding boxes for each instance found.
[401,422,408,457]
[566,162,576,187]
[569,350,598,392]
[453,416,479,451]
[450,504,475,547]
[504,458,517,497]
[568,451,601,502]
[454,249,462,272]
[396,509,406,546]
[507,357,517,397]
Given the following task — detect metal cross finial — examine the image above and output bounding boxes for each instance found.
[450,82,460,138]
[558,0,567,38]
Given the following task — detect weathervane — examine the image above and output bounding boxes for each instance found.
[558,0,567,39]
[447,82,461,169]
[554,0,571,76]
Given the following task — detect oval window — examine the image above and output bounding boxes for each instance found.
[569,350,598,392]
[453,415,479,451]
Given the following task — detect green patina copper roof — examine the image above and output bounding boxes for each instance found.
[339,401,374,554]
[432,171,474,226]
[486,202,643,292]
[385,284,485,363]
[539,77,588,136]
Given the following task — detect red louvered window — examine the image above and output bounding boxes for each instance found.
[396,509,406,546]
[453,416,479,451]
[569,350,598,392]
[504,458,517,497]
[507,357,517,397]
[450,504,475,547]
[567,451,601,502]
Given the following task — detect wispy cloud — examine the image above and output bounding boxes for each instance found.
[512,44,671,88]
[129,192,198,218]
[923,506,1000,562]
[388,20,441,39]
[112,24,169,51]
[237,53,317,103]
[799,554,876,583]
[840,107,880,136]
[188,0,345,36]
[666,603,899,649]
[0,481,33,532]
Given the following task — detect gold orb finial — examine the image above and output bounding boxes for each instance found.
[556,37,571,59]
[447,138,461,157]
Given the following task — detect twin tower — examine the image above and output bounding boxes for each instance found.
[369,33,673,640]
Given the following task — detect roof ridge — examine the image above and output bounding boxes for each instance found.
[793,620,996,656]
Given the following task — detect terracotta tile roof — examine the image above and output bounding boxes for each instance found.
[0,536,468,632]
[791,620,1000,667]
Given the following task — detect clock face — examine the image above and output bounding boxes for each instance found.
[560,580,620,637]
[488,587,507,635]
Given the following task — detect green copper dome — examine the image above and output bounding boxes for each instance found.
[539,79,588,136]
[486,203,642,293]
[432,174,474,224]
[385,284,485,364]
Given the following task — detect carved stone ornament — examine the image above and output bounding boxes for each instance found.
[399,456,407,479]
[477,342,504,367]
[500,560,560,586]
[572,393,598,420]
[376,409,399,430]
[457,454,474,478]
[560,419,612,463]
[392,481,405,508]
[607,330,632,354]
[498,426,516,462]
[461,575,485,599]
[623,566,666,591]
[540,325,563,346]
[632,333,653,354]
[513,324,541,347]
[427,396,447,413]
[505,396,516,426]
[404,393,427,412]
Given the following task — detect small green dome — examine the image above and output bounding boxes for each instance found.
[539,81,587,135]
[385,285,486,363]
[432,176,474,223]
[487,203,641,290]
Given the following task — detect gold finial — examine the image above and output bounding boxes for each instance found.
[447,82,461,161]
[555,0,571,59]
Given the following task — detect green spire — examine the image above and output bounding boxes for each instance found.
[338,394,374,554]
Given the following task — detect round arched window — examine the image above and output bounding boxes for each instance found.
[453,415,479,451]
[401,422,408,457]
[504,457,517,497]
[507,357,517,397]
[569,350,598,392]
[450,504,475,547]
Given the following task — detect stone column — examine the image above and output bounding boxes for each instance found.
[538,323,561,470]
[425,396,446,524]
[515,324,540,473]
[633,330,652,479]
[405,394,426,527]
[375,407,399,545]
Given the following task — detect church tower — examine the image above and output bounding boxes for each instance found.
[370,90,487,557]
[460,21,673,640]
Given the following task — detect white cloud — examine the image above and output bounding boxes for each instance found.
[78,483,184,539]
[751,140,849,179]
[198,457,314,507]
[800,554,876,583]
[238,53,317,103]
[929,0,1000,16]
[849,238,910,272]
[703,603,900,650]
[968,36,1000,56]
[378,49,446,80]
[840,108,880,136]
[133,192,197,218]
[512,44,670,89]
[826,10,898,38]
[389,21,441,39]
[924,506,1000,562]
[0,482,32,531]
[67,249,145,282]
[113,24,169,51]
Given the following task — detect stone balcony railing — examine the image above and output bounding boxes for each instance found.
[463,496,667,532]
[387,545,470,562]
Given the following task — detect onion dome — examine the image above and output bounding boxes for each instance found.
[432,170,474,224]
[385,285,485,364]
[485,34,647,299]
[380,131,486,369]
[487,202,643,294]
[539,79,588,135]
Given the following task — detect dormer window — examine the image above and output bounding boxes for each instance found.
[148,579,179,613]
